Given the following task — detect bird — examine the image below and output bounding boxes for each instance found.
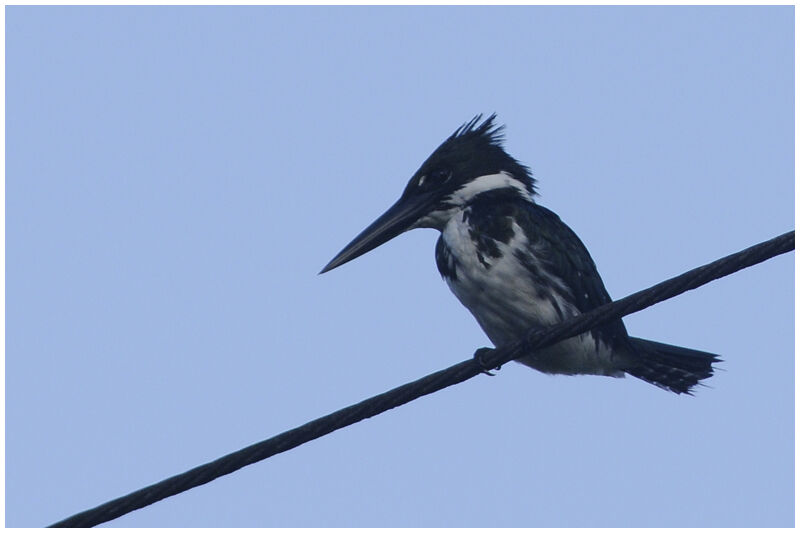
[320,114,719,394]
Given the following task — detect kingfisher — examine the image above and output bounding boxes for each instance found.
[320,114,718,394]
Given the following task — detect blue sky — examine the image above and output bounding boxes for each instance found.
[6,6,794,527]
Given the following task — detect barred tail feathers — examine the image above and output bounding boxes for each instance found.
[625,337,720,394]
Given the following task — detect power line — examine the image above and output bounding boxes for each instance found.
[49,230,794,528]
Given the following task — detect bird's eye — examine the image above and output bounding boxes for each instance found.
[416,169,451,190]
[430,169,451,183]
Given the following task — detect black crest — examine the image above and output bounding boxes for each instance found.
[417,114,536,197]
[448,113,506,146]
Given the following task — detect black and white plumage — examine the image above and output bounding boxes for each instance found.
[321,115,719,394]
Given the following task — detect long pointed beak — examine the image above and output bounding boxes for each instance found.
[320,193,433,274]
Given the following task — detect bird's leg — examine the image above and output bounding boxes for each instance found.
[473,347,502,376]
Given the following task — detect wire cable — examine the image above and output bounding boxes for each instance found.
[49,230,794,528]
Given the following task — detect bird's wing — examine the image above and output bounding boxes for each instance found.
[512,201,631,346]
[517,202,615,314]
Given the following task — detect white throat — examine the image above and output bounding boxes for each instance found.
[448,171,531,205]
[412,171,531,231]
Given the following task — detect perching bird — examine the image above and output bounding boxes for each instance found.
[320,115,718,394]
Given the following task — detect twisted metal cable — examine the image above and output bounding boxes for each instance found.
[50,230,794,528]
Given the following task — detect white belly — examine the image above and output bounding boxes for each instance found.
[441,215,621,377]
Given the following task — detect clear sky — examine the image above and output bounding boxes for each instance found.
[6,6,794,528]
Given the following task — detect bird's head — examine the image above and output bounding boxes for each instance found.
[320,114,535,274]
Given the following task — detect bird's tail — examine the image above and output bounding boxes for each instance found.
[624,337,720,395]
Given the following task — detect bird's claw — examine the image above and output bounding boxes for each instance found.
[474,347,501,376]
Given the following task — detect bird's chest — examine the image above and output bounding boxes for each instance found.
[435,207,619,377]
[437,212,575,347]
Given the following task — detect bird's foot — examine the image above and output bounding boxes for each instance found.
[473,347,502,376]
